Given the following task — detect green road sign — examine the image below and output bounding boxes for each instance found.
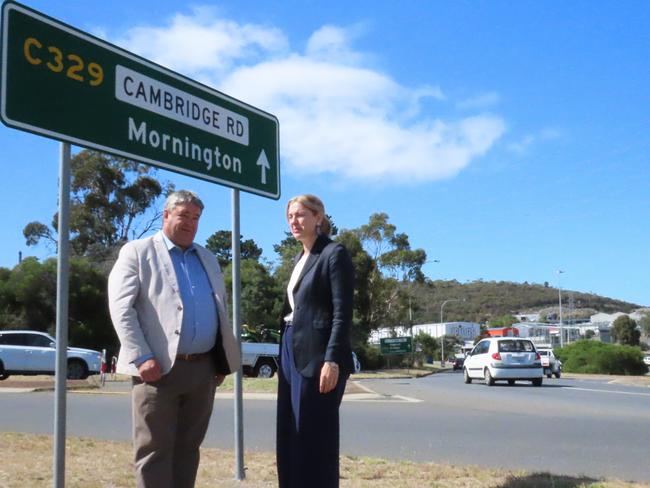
[0,1,280,199]
[380,337,413,355]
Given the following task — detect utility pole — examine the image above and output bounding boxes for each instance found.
[568,293,575,342]
[557,270,564,347]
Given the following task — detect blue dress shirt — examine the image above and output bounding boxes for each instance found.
[133,234,220,367]
[163,234,219,355]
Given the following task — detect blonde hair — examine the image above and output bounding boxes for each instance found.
[286,194,332,236]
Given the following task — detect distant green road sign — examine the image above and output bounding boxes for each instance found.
[380,337,412,355]
[0,1,280,199]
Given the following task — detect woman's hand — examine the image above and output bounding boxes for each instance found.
[319,361,339,393]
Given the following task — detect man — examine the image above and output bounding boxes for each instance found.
[108,190,240,488]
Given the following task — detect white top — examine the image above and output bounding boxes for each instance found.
[285,253,309,323]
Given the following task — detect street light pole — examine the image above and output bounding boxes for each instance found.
[557,270,564,347]
[440,298,461,366]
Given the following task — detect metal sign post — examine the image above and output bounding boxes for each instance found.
[53,142,71,488]
[231,189,245,480]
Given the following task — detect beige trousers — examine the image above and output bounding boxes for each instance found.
[131,355,217,488]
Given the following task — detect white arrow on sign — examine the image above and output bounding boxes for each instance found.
[256,150,270,184]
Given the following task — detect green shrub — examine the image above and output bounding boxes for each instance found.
[555,340,648,375]
[355,344,385,370]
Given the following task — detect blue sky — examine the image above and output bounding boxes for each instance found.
[1,1,648,306]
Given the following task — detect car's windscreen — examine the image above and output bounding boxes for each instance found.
[498,340,535,353]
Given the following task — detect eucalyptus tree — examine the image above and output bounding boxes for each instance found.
[23,149,173,265]
[355,212,427,330]
[205,230,263,268]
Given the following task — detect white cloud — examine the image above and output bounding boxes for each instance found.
[306,25,365,65]
[508,128,561,154]
[539,128,561,140]
[115,7,288,76]
[112,9,506,184]
[508,135,536,155]
[222,58,504,181]
[457,92,500,110]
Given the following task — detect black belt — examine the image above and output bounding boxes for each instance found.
[176,352,210,361]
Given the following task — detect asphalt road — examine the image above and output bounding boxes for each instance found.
[1,371,649,482]
[350,372,650,482]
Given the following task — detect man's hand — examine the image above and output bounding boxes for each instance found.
[319,361,339,394]
[138,358,162,383]
[215,374,226,387]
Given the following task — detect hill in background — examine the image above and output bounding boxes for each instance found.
[408,279,642,325]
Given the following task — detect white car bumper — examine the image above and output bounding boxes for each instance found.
[489,364,543,379]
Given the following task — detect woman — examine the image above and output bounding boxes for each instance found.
[277,194,355,488]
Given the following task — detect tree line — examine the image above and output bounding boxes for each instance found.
[1,151,429,357]
[1,150,644,360]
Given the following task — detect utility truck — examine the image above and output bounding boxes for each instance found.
[241,342,279,378]
[538,348,562,378]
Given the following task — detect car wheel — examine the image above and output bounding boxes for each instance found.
[507,379,515,386]
[463,368,472,384]
[0,361,9,381]
[532,377,543,387]
[484,368,495,386]
[554,371,561,379]
[547,373,552,379]
[67,359,89,380]
[254,359,276,378]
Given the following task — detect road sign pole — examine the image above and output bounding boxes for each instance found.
[231,189,245,480]
[53,142,71,488]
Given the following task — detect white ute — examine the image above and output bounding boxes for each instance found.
[538,349,562,379]
[241,342,279,378]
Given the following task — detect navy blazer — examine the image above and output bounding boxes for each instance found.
[281,235,355,378]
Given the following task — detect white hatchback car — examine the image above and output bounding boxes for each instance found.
[463,337,543,386]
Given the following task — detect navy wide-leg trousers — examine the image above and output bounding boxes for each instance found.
[276,325,347,488]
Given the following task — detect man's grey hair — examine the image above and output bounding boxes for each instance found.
[164,190,204,212]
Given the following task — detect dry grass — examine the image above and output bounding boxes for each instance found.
[1,433,648,488]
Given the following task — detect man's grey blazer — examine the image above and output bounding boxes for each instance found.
[108,231,240,377]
